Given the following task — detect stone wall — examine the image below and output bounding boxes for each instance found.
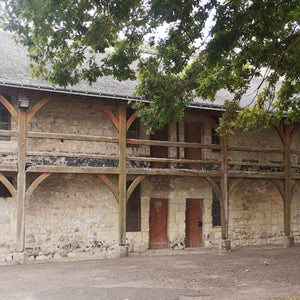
[229,179,284,246]
[0,91,300,263]
[25,174,119,261]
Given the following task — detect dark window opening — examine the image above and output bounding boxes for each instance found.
[211,116,220,153]
[126,106,139,139]
[212,191,221,227]
[0,94,11,131]
[126,181,141,232]
[0,177,13,198]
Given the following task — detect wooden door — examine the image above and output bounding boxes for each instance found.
[184,121,202,169]
[149,198,168,249]
[150,126,168,168]
[185,199,203,247]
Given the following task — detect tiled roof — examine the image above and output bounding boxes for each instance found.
[0,30,270,111]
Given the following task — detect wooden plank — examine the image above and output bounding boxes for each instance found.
[228,145,282,153]
[27,151,119,160]
[118,103,127,246]
[127,168,222,177]
[0,151,17,155]
[0,130,18,137]
[16,107,27,252]
[228,171,285,179]
[0,164,17,172]
[27,165,120,174]
[128,156,221,165]
[228,161,284,168]
[27,131,119,143]
[127,138,221,150]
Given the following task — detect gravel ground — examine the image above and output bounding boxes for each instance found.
[0,245,300,300]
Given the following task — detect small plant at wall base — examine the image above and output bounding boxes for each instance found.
[0,0,300,134]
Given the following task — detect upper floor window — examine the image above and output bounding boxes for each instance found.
[0,94,11,131]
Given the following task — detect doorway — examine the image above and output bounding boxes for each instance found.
[149,198,168,249]
[185,199,203,247]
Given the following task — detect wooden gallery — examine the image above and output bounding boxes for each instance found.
[0,31,299,263]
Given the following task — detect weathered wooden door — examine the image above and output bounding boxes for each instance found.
[149,198,168,249]
[150,126,168,168]
[185,199,203,247]
[184,121,202,169]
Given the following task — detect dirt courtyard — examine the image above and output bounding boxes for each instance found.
[0,245,299,300]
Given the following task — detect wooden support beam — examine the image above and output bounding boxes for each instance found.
[127,168,222,177]
[270,179,285,202]
[283,126,292,236]
[0,130,18,137]
[220,137,229,240]
[0,94,18,124]
[26,173,51,200]
[27,131,119,143]
[28,151,119,161]
[100,103,119,133]
[127,175,146,203]
[128,156,221,165]
[126,112,137,131]
[228,171,285,179]
[127,138,221,150]
[118,103,127,246]
[97,174,119,204]
[27,166,120,174]
[0,165,17,172]
[16,105,27,252]
[229,178,243,195]
[27,99,50,123]
[0,173,16,198]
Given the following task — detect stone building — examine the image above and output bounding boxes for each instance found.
[0,31,299,263]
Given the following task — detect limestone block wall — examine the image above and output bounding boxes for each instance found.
[24,174,119,261]
[0,195,17,262]
[228,179,284,246]
[291,185,300,243]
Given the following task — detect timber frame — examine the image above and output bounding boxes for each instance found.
[0,90,299,252]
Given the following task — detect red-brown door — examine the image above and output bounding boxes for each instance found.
[149,198,168,249]
[185,199,203,247]
[184,121,202,169]
[150,126,168,168]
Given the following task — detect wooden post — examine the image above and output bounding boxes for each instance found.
[16,101,28,252]
[220,137,229,240]
[118,103,127,246]
[283,127,292,236]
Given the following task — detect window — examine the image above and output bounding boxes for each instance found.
[211,116,220,153]
[126,106,139,139]
[0,177,13,198]
[212,191,221,227]
[126,181,141,232]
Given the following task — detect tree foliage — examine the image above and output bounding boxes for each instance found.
[1,0,300,134]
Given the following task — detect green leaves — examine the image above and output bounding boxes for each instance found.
[1,0,300,134]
